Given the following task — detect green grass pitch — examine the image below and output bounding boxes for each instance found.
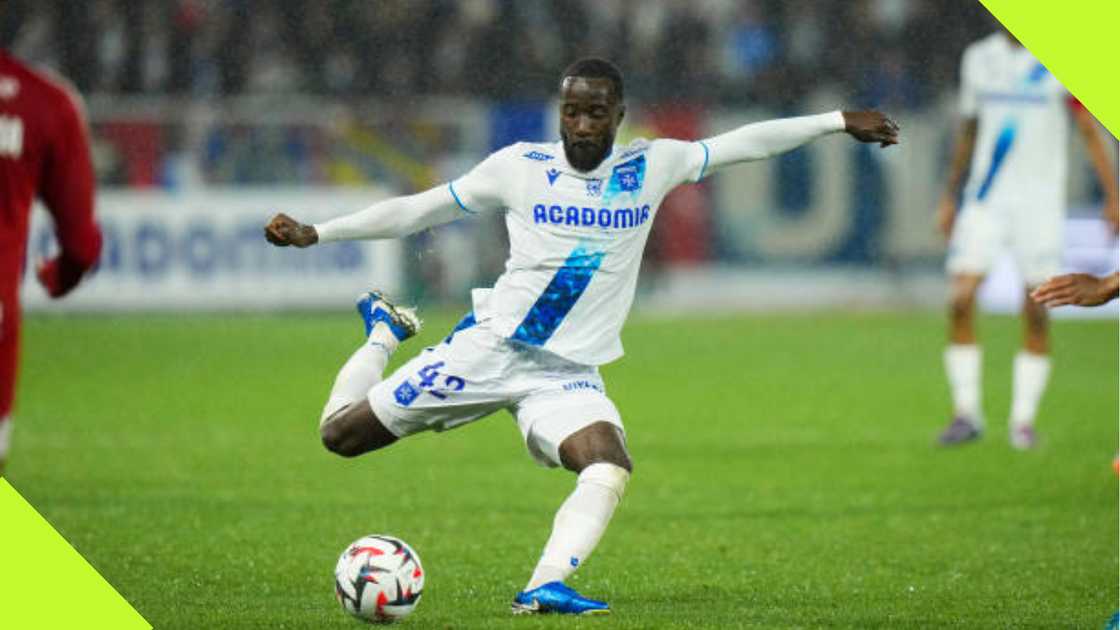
[9,310,1118,629]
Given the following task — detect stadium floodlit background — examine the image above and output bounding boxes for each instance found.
[10,0,1118,313]
[5,1,1118,628]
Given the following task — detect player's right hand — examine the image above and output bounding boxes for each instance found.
[841,111,899,147]
[1030,273,1118,308]
[265,213,318,248]
[935,195,957,239]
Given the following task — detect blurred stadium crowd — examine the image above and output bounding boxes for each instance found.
[11,0,1116,308]
[8,0,992,107]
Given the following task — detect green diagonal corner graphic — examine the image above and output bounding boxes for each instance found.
[0,480,151,629]
[980,0,1120,138]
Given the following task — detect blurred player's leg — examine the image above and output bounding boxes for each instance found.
[1008,206,1060,450]
[1010,289,1051,450]
[319,292,419,452]
[0,281,20,475]
[939,273,985,445]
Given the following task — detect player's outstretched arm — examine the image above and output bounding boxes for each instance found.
[1072,106,1119,233]
[700,110,898,177]
[935,119,978,239]
[37,81,103,298]
[264,185,466,247]
[1030,272,1120,308]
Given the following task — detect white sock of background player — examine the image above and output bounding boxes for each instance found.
[525,462,629,591]
[1010,351,1051,429]
[944,344,983,426]
[320,323,399,425]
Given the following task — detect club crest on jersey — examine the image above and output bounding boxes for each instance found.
[394,380,420,407]
[603,155,646,203]
[546,168,561,186]
[585,178,602,197]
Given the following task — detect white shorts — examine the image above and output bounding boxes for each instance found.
[368,319,623,467]
[946,201,1064,286]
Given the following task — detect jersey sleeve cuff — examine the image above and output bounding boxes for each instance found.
[448,182,477,215]
[695,141,711,182]
[826,110,846,132]
[311,222,336,243]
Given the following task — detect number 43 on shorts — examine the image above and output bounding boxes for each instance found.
[394,361,465,406]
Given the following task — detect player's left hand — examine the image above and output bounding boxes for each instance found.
[842,111,900,148]
[35,256,87,299]
[1030,273,1114,308]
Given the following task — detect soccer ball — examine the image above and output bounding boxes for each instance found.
[334,535,425,623]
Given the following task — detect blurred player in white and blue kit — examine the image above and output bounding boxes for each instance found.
[935,27,1118,449]
[266,58,899,615]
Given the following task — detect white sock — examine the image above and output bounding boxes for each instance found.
[319,323,397,425]
[525,463,629,591]
[944,344,983,426]
[1011,351,1051,428]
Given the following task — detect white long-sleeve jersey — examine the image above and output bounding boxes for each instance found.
[316,111,845,365]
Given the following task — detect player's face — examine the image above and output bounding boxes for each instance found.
[559,77,624,172]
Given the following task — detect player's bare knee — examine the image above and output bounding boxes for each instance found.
[320,419,361,457]
[594,437,633,473]
[319,401,397,457]
[577,447,632,474]
[949,292,975,323]
[559,421,632,473]
[1024,316,1048,339]
[1023,320,1049,352]
[949,276,981,325]
[1023,300,1048,329]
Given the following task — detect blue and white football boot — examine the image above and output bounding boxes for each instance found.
[356,291,421,343]
[511,581,610,616]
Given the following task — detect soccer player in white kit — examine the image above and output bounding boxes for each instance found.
[265,58,899,615]
[935,29,1118,449]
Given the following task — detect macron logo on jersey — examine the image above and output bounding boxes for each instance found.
[0,115,23,158]
[533,203,651,230]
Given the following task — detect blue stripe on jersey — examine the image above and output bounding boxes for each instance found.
[697,141,711,181]
[974,63,1046,201]
[443,311,477,344]
[1026,61,1049,84]
[512,246,606,346]
[976,119,1017,201]
[448,182,477,214]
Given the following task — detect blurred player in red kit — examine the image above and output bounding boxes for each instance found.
[0,49,102,475]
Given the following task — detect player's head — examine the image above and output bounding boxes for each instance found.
[559,57,626,172]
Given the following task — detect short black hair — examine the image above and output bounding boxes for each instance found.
[561,57,624,102]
